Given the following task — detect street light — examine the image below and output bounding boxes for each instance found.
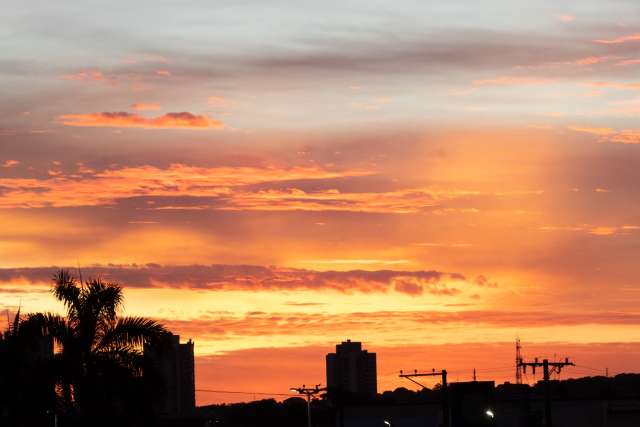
[383,420,392,426]
[485,409,495,419]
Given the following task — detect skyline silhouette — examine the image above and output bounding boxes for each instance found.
[4,288,640,427]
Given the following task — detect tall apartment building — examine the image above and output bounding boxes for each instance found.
[144,333,195,416]
[326,339,377,396]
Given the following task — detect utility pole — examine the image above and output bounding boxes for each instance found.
[515,338,523,384]
[290,384,326,427]
[400,369,449,427]
[518,357,574,427]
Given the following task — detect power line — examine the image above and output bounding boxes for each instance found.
[574,364,606,373]
[400,369,450,427]
[518,357,574,427]
[196,389,297,397]
[290,384,326,427]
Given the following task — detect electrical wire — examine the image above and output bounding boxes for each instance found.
[196,389,297,397]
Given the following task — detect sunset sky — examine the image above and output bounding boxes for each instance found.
[2,0,640,404]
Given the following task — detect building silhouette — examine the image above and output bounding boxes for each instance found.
[144,333,196,417]
[326,339,377,396]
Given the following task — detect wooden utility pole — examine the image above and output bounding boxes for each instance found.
[400,369,449,427]
[518,358,574,426]
[290,384,326,427]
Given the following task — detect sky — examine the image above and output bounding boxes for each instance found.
[2,0,640,405]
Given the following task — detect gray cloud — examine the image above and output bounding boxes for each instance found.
[0,264,471,296]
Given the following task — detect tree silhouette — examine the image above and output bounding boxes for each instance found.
[0,308,57,426]
[22,269,168,421]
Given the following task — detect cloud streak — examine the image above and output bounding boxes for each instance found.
[472,76,554,87]
[569,125,640,144]
[59,112,223,129]
[0,163,376,209]
[161,309,640,341]
[131,103,161,111]
[594,33,640,45]
[0,264,469,296]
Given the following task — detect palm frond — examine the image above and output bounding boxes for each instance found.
[97,316,168,351]
[11,307,21,336]
[52,270,81,320]
[84,279,123,322]
[21,312,73,347]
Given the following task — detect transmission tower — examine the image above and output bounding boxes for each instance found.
[515,338,523,384]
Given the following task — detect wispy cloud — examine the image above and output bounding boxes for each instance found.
[63,69,113,84]
[572,56,612,66]
[0,264,474,296]
[0,163,372,209]
[569,125,640,144]
[161,309,640,341]
[616,58,640,66]
[2,160,20,168]
[540,224,640,236]
[130,103,161,111]
[59,112,223,129]
[472,76,554,87]
[594,33,640,45]
[584,81,640,90]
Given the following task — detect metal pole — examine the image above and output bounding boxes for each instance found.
[442,369,450,427]
[307,393,312,427]
[543,359,552,427]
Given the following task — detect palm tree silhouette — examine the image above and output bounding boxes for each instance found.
[1,308,57,425]
[23,269,168,419]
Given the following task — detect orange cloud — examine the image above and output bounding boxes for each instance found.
[2,160,19,168]
[594,33,640,44]
[0,156,543,211]
[156,69,171,76]
[585,81,640,90]
[568,126,615,136]
[131,103,161,111]
[573,56,611,65]
[607,130,640,144]
[63,69,111,83]
[59,112,223,129]
[472,76,553,87]
[162,310,640,338]
[559,15,575,22]
[589,227,617,236]
[0,163,372,208]
[540,224,640,236]
[616,59,640,66]
[569,126,640,144]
